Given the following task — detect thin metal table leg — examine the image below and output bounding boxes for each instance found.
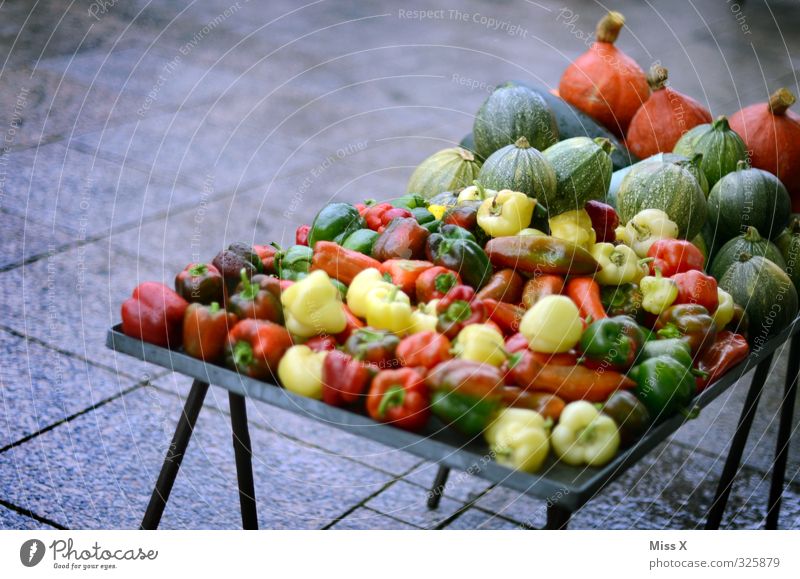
[766,334,800,529]
[229,391,258,529]
[427,466,451,510]
[705,353,774,530]
[141,380,209,530]
[545,504,571,530]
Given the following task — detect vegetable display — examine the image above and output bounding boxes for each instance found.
[121,14,800,477]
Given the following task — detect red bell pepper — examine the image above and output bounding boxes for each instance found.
[371,217,430,262]
[435,284,486,339]
[224,319,293,379]
[396,330,452,369]
[584,200,619,243]
[499,387,566,421]
[174,262,225,304]
[380,259,433,299]
[672,270,718,312]
[182,302,237,361]
[565,276,607,321]
[648,239,705,277]
[295,224,311,246]
[415,266,460,303]
[366,368,430,431]
[364,203,413,232]
[695,331,749,390]
[655,303,718,356]
[475,269,524,304]
[321,350,373,406]
[305,335,337,352]
[253,244,278,274]
[121,282,188,347]
[483,298,524,335]
[310,241,382,285]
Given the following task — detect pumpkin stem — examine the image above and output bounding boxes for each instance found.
[737,251,753,263]
[711,115,731,131]
[787,215,800,235]
[595,11,625,44]
[593,137,616,156]
[743,226,762,242]
[647,65,669,91]
[689,153,704,169]
[768,88,796,116]
[514,136,531,149]
[735,159,750,171]
[456,147,475,162]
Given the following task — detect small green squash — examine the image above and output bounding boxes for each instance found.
[709,226,787,280]
[477,136,557,202]
[406,147,482,200]
[616,159,708,239]
[718,253,798,344]
[473,83,558,160]
[673,115,747,188]
[541,136,614,216]
[607,152,709,208]
[706,161,791,242]
[775,216,800,292]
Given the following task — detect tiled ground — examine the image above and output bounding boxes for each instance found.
[2,0,799,529]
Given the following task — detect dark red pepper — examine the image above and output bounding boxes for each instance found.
[226,269,284,324]
[371,217,430,262]
[121,282,188,348]
[695,331,749,390]
[322,350,373,407]
[584,200,619,243]
[435,284,486,339]
[415,266,460,303]
[304,335,337,352]
[174,262,225,304]
[345,327,400,369]
[295,224,311,246]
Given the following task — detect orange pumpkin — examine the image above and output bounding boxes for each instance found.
[729,88,800,210]
[558,11,650,138]
[626,65,712,159]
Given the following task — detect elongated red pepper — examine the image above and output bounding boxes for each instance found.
[672,270,719,312]
[505,332,529,353]
[565,276,607,321]
[696,331,749,390]
[483,298,524,335]
[311,241,382,285]
[366,368,429,431]
[522,274,565,308]
[380,259,433,299]
[476,269,524,304]
[121,282,188,347]
[322,350,373,406]
[182,302,237,361]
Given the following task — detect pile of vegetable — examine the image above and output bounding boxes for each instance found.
[120,10,800,475]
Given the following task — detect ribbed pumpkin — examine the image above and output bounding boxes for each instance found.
[541,136,614,216]
[558,11,649,137]
[459,133,478,157]
[406,147,482,199]
[608,152,709,207]
[709,226,787,281]
[616,159,707,239]
[477,136,557,202]
[729,88,800,211]
[775,216,800,292]
[673,115,747,188]
[718,253,798,344]
[706,161,791,242]
[626,65,712,159]
[473,83,558,160]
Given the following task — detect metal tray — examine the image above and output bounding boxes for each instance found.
[107,321,795,511]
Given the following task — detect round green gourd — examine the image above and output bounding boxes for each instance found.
[706,161,791,242]
[473,83,558,160]
[673,115,747,188]
[477,136,557,202]
[540,136,614,216]
[718,253,798,344]
[406,147,482,200]
[616,159,708,240]
[607,152,709,208]
[709,226,787,280]
[775,216,800,292]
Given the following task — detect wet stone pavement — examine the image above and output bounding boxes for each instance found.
[1,0,799,529]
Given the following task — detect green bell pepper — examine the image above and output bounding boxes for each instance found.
[630,356,696,418]
[275,244,313,281]
[430,391,499,437]
[390,193,428,210]
[600,283,645,322]
[578,315,646,370]
[410,206,435,225]
[341,228,378,256]
[308,202,365,247]
[426,234,491,289]
[636,338,694,369]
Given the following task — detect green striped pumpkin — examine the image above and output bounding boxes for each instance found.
[477,136,557,202]
[541,136,614,216]
[709,226,787,280]
[673,116,747,188]
[406,147,482,200]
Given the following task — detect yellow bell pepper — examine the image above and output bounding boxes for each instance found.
[457,182,496,203]
[484,408,551,473]
[347,268,393,318]
[427,204,447,221]
[517,228,546,236]
[591,242,648,285]
[625,208,679,257]
[639,269,678,315]
[476,190,535,237]
[365,285,413,335]
[453,323,507,366]
[551,401,620,467]
[278,345,328,399]
[519,295,583,353]
[408,308,438,334]
[615,225,629,244]
[548,209,596,250]
[713,288,735,329]
[281,270,347,338]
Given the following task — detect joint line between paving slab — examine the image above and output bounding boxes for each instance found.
[0,498,67,530]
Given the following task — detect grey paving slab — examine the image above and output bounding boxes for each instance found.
[365,480,466,529]
[152,373,423,478]
[0,329,136,449]
[329,507,417,530]
[0,211,73,270]
[0,505,55,530]
[0,238,172,381]
[0,142,199,238]
[443,507,522,530]
[0,386,394,529]
[402,462,492,505]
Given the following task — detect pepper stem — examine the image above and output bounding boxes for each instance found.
[239,268,258,300]
[232,340,254,369]
[377,385,406,418]
[188,263,209,277]
[210,302,220,313]
[768,87,795,116]
[595,11,625,44]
